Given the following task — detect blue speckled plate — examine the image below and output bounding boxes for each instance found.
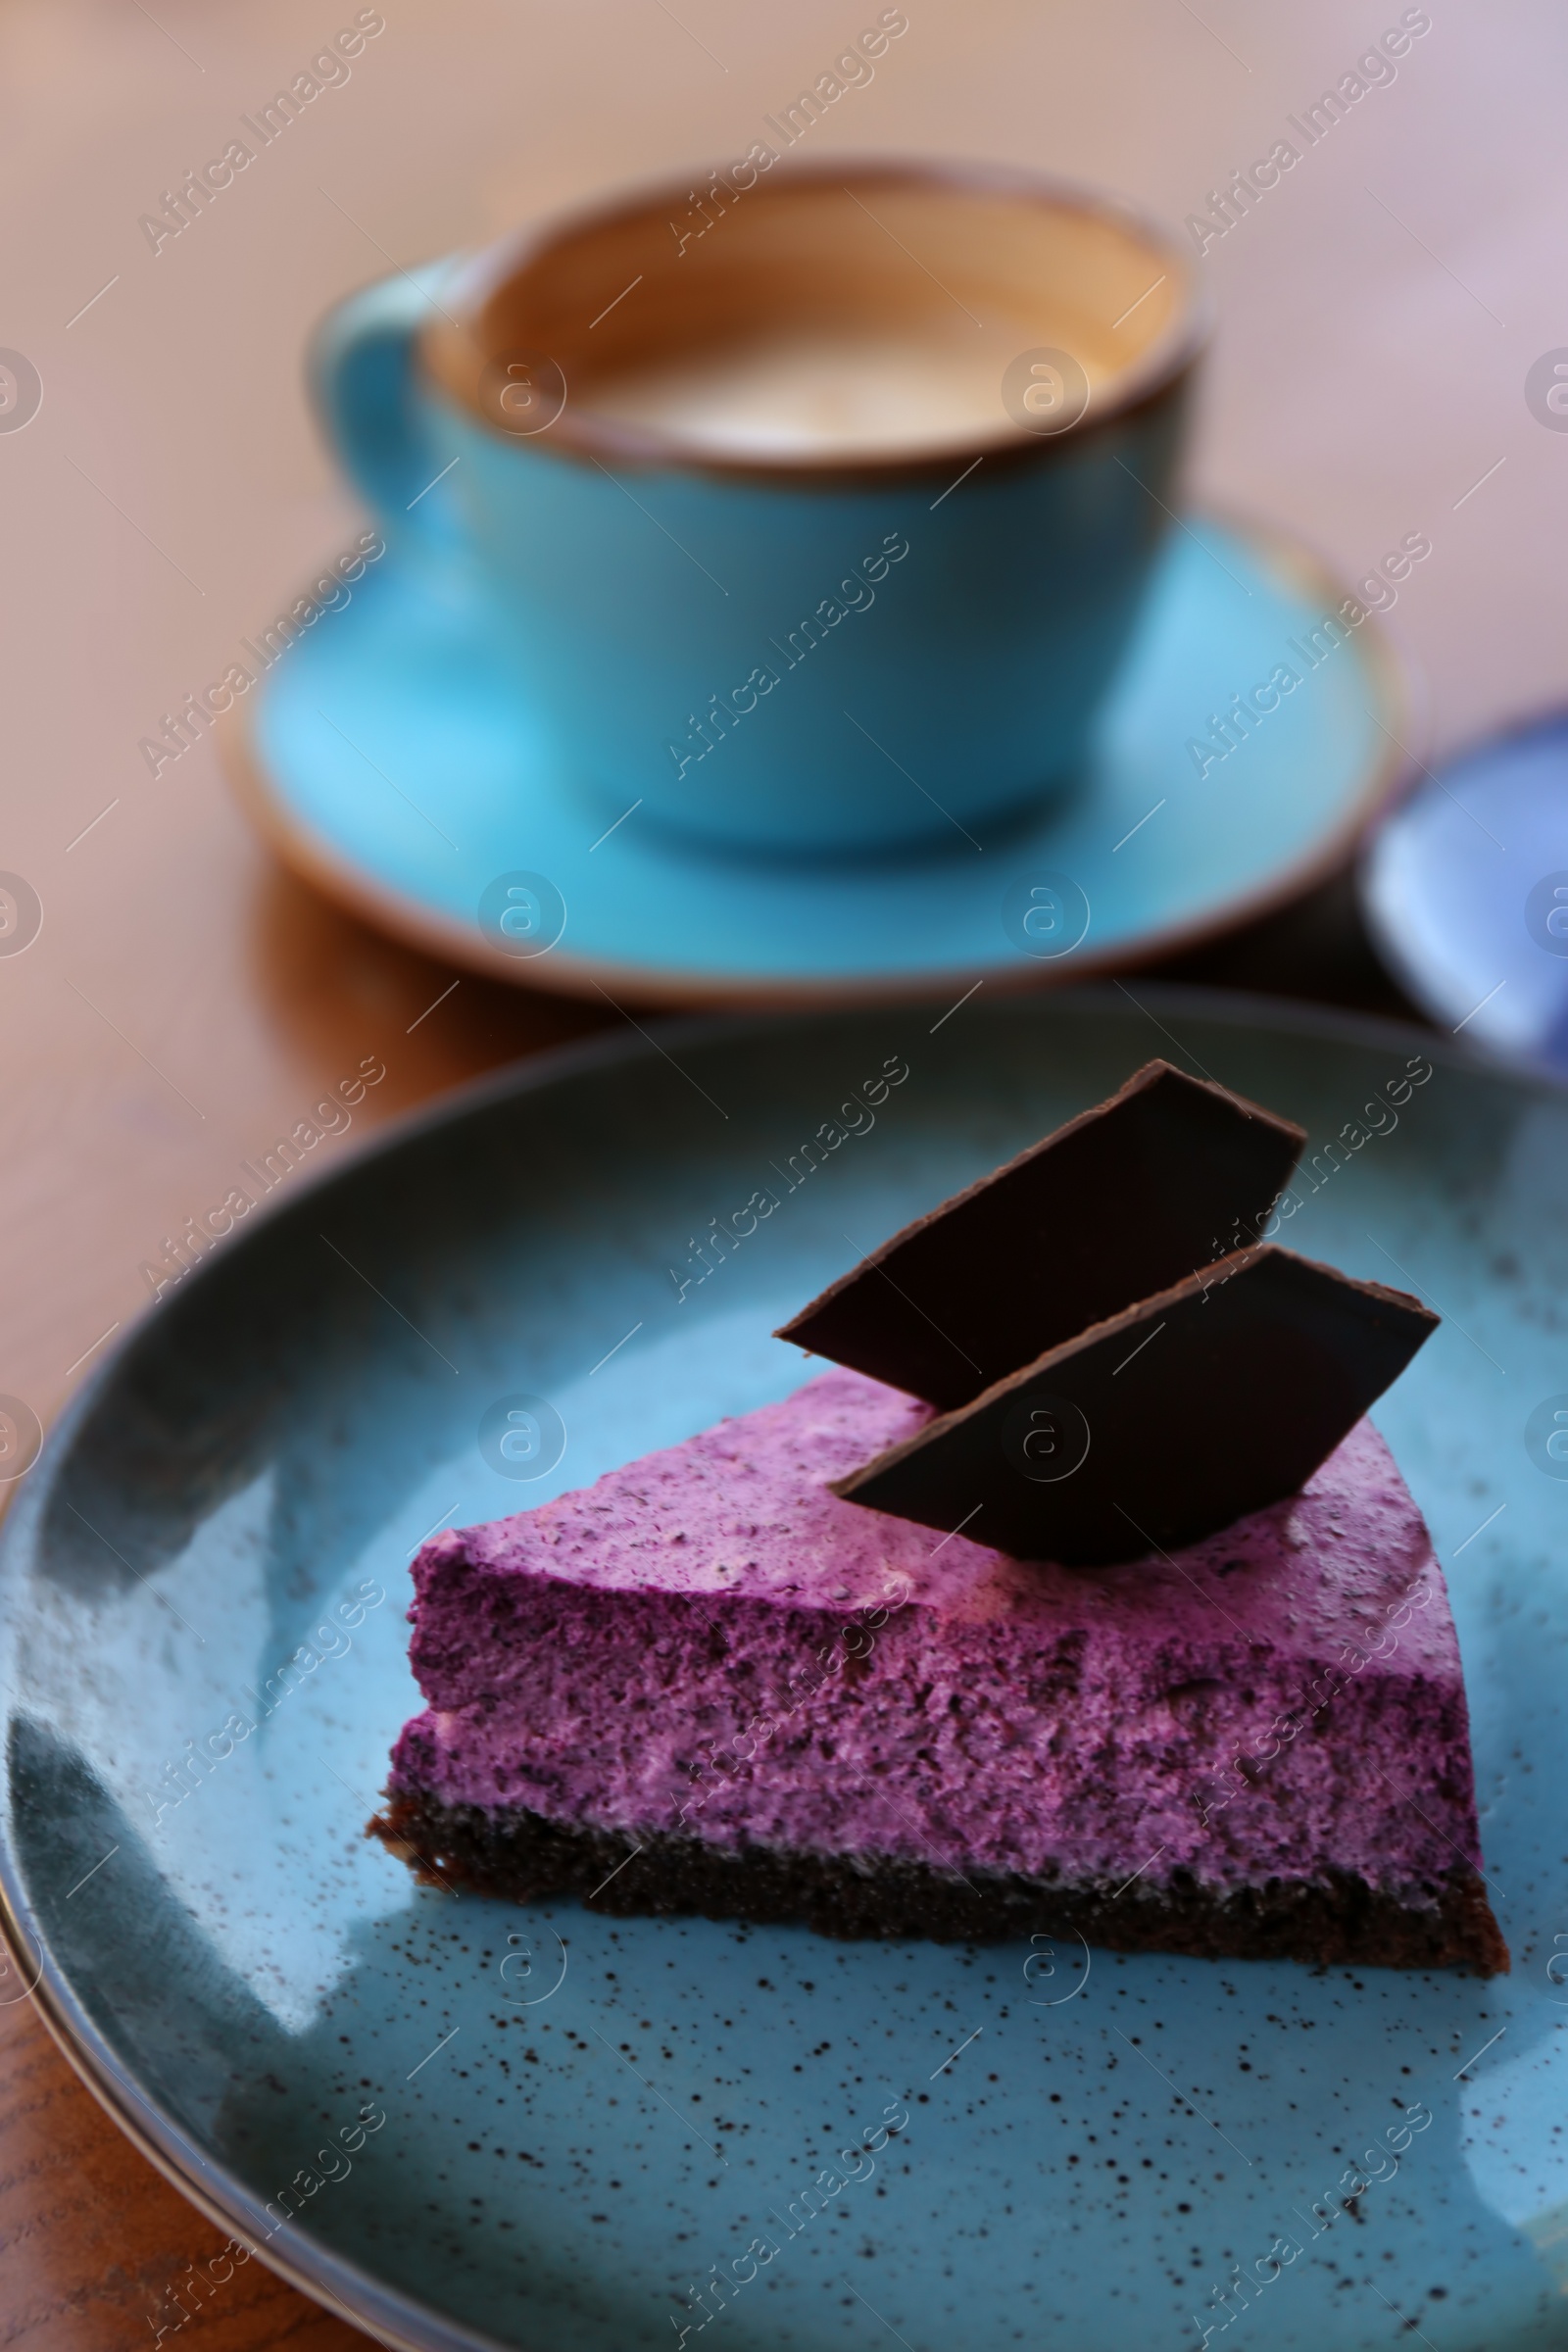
[226,516,1404,1005]
[1,987,1564,2352]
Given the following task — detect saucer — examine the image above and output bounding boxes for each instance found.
[230,514,1407,1005]
[1360,705,1568,1071]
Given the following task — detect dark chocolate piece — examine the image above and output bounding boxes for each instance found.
[369,1794,1507,1976]
[775,1060,1304,1409]
[831,1246,1437,1566]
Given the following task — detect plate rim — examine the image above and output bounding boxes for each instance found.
[0,979,1542,2350]
[222,508,1414,1008]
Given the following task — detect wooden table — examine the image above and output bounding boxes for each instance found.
[2,0,1560,2338]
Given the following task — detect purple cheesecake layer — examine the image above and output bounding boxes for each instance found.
[389,1370,1491,1918]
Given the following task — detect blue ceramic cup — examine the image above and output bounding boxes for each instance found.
[313,159,1204,858]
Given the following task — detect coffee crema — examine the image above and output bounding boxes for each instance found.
[573,320,1121,459]
[426,166,1194,471]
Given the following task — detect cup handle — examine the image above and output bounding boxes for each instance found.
[309,262,467,564]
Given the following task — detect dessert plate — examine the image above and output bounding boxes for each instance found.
[227,516,1405,1005]
[1,986,1563,2352]
[1360,704,1568,1071]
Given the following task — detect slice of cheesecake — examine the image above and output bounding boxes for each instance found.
[371,1367,1506,1974]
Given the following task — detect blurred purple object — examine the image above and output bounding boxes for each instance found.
[1360,708,1568,1071]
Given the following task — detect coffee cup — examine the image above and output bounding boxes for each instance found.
[312,159,1204,858]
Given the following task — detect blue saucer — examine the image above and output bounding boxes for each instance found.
[1361,707,1568,1071]
[232,514,1405,1004]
